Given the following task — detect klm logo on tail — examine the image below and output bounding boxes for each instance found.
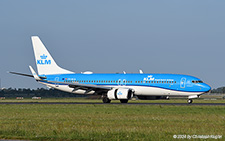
[37,54,51,65]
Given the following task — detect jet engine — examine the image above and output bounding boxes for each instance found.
[107,88,133,100]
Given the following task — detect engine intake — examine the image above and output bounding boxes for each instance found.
[107,88,133,100]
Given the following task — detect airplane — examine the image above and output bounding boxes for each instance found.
[10,36,211,104]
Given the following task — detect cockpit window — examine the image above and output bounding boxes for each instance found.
[192,80,203,83]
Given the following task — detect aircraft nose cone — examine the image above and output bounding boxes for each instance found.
[202,84,211,92]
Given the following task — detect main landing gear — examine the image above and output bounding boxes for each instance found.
[102,96,111,103]
[120,99,128,103]
[102,96,129,103]
[187,99,193,104]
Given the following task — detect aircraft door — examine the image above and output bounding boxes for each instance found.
[180,77,186,88]
[122,79,126,86]
[55,77,59,87]
[118,79,122,86]
[117,79,126,86]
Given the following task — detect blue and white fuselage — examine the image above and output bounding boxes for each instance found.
[40,73,210,97]
[10,36,211,104]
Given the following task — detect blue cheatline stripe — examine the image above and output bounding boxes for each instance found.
[40,81,206,93]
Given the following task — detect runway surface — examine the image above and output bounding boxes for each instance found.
[0,102,224,106]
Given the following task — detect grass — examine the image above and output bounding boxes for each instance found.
[0,103,224,140]
[0,96,224,103]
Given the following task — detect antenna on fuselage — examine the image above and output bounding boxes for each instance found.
[139,69,143,74]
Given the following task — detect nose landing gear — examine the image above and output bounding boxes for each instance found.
[187,99,193,104]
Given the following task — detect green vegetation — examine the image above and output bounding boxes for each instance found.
[0,96,224,103]
[1,87,225,98]
[0,88,86,98]
[0,103,224,140]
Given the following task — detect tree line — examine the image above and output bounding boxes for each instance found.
[211,87,225,94]
[0,88,87,98]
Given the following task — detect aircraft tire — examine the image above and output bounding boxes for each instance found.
[166,96,170,100]
[188,99,193,104]
[120,99,128,103]
[102,97,111,103]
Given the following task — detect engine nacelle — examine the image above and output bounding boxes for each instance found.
[107,88,133,100]
[188,95,199,99]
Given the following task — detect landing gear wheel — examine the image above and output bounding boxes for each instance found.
[188,99,193,104]
[166,96,170,100]
[120,99,128,103]
[102,97,111,103]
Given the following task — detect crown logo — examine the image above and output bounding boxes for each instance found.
[40,54,47,59]
[118,91,122,95]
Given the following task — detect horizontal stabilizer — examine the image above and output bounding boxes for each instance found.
[9,71,46,79]
[9,71,33,78]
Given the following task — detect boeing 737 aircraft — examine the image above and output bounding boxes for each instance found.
[10,36,211,104]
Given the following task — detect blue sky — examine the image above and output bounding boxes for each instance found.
[0,0,225,89]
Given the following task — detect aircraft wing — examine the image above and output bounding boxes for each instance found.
[44,80,112,94]
[10,66,112,94]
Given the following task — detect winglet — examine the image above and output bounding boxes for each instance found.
[29,66,41,81]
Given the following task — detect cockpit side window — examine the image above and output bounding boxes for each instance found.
[192,80,203,83]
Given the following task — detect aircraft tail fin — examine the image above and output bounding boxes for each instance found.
[31,36,74,75]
